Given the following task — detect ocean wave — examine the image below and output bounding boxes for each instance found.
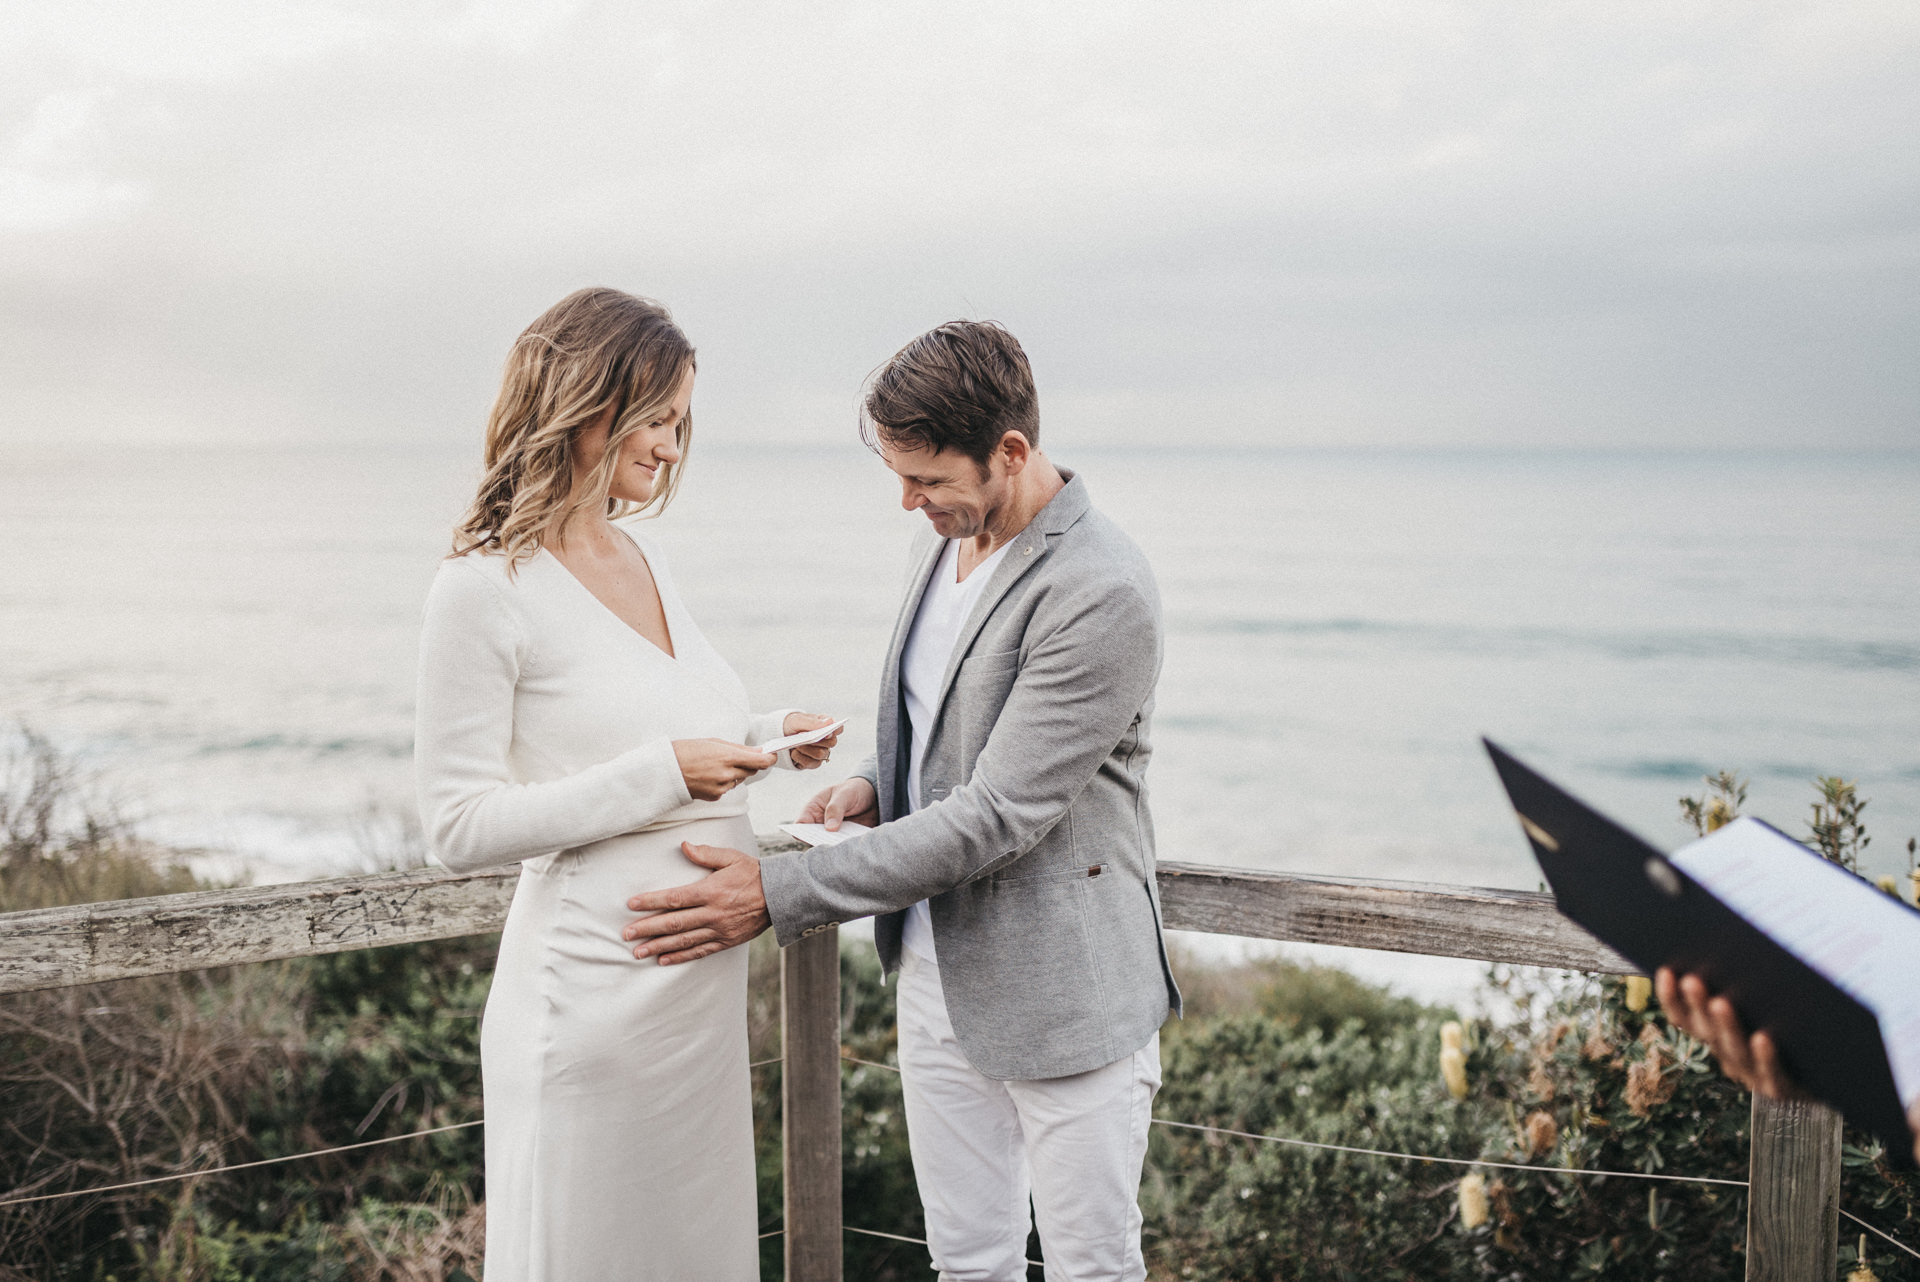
[1171,617,1920,672]
[192,733,412,759]
[1600,757,1920,788]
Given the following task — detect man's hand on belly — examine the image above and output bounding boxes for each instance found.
[624,843,771,964]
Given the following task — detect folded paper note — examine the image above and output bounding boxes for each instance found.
[756,719,848,756]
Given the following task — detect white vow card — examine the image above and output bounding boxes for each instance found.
[778,822,871,848]
[755,719,848,755]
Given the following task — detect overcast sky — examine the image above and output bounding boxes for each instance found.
[3,0,1916,450]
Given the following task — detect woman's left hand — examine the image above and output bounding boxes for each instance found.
[783,712,841,770]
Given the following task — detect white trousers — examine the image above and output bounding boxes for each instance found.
[896,951,1162,1282]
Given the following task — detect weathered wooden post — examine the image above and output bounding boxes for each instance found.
[781,925,843,1282]
[1744,1095,1842,1281]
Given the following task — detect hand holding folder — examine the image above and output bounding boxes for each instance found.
[1485,739,1920,1165]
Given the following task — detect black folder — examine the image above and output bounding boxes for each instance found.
[1484,738,1914,1164]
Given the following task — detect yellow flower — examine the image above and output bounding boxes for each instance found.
[1624,976,1652,1012]
[1458,1173,1489,1230]
[1705,797,1736,831]
[1440,1021,1468,1099]
[1876,875,1900,899]
[1848,1235,1879,1282]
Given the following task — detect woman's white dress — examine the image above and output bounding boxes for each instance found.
[414,526,790,1281]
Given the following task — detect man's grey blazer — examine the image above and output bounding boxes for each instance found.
[759,470,1180,1081]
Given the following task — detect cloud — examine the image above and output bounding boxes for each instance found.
[1,91,146,232]
[0,0,1915,448]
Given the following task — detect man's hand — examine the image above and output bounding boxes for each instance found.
[674,740,777,801]
[624,843,770,964]
[782,713,842,771]
[1655,967,1799,1098]
[797,776,879,831]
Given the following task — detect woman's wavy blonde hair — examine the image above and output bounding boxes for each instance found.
[452,287,696,565]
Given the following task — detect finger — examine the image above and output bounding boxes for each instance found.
[1654,968,1679,1020]
[797,795,826,823]
[823,794,845,830]
[679,841,744,870]
[1749,1031,1793,1099]
[1673,973,1712,1034]
[658,940,731,966]
[633,928,718,960]
[1704,995,1755,1082]
[628,877,714,912]
[731,747,779,769]
[625,910,713,942]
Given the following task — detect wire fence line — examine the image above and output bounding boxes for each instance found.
[845,1224,1043,1269]
[841,1053,898,1073]
[1843,1208,1920,1263]
[1,1055,789,1210]
[848,1050,1753,1187]
[6,1045,1915,1267]
[0,1120,485,1210]
[843,1047,1920,1261]
[1149,1118,1750,1187]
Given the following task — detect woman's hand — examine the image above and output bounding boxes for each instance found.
[674,739,777,801]
[798,777,879,831]
[782,712,842,770]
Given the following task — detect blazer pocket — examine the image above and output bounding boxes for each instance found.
[992,862,1107,886]
[958,647,1021,676]
[954,648,1022,762]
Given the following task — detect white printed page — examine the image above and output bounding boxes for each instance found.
[1670,817,1920,1107]
[778,822,871,848]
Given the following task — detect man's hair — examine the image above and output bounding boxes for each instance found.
[860,320,1038,468]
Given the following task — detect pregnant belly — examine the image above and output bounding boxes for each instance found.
[499,814,759,972]
[482,814,758,1096]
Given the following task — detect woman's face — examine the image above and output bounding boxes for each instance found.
[571,366,694,504]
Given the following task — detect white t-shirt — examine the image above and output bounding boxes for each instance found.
[900,537,1013,962]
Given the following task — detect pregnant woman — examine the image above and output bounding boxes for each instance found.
[414,287,837,1279]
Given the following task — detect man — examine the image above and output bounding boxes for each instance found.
[624,319,1180,1282]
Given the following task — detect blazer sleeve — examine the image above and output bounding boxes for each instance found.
[758,575,1160,942]
[413,560,694,872]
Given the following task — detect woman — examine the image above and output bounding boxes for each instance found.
[415,287,838,1279]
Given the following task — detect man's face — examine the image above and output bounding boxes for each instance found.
[880,439,1010,540]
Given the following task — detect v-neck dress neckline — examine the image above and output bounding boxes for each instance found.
[541,526,679,663]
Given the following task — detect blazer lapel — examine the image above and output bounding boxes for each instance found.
[930,472,1091,714]
[878,533,947,815]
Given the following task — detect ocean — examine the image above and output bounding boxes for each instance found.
[3,442,1916,1004]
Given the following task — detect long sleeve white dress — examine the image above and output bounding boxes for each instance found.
[415,524,790,1281]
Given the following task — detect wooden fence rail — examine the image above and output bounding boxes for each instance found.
[0,841,1839,1281]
